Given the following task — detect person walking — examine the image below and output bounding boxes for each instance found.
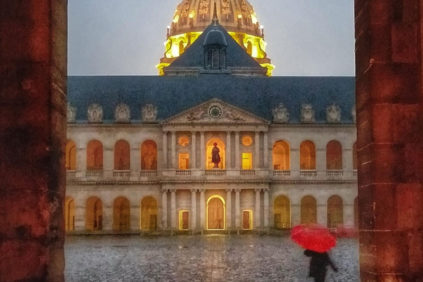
[304,249,338,282]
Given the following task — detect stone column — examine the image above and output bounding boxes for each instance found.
[316,147,325,174]
[200,132,205,170]
[226,131,231,169]
[0,1,67,280]
[171,190,177,231]
[191,132,196,169]
[161,190,168,230]
[235,189,241,229]
[77,146,86,175]
[317,202,327,227]
[255,132,260,169]
[103,146,114,178]
[226,189,232,230]
[162,132,168,169]
[291,148,300,176]
[235,132,240,169]
[255,189,261,229]
[171,131,176,169]
[191,189,197,231]
[131,144,140,177]
[263,189,269,229]
[263,133,269,169]
[200,190,205,230]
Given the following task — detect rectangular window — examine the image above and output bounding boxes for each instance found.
[179,210,189,230]
[178,153,190,170]
[242,153,253,170]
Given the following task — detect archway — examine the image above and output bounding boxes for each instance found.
[273,140,290,170]
[273,195,291,229]
[207,195,225,230]
[141,140,157,170]
[140,196,158,231]
[86,197,103,231]
[65,197,75,232]
[326,140,343,170]
[206,138,225,169]
[301,195,317,224]
[114,140,130,170]
[300,140,316,170]
[327,195,343,228]
[87,140,103,170]
[113,197,130,231]
[66,140,76,170]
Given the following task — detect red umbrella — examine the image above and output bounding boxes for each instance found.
[290,224,336,253]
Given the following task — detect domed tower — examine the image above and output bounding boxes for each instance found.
[157,0,274,76]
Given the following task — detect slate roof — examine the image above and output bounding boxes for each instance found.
[67,75,355,124]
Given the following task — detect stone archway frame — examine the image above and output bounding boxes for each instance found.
[206,195,226,230]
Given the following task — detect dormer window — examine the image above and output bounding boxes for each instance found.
[206,47,226,70]
[203,28,228,71]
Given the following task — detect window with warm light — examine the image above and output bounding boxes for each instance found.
[178,153,190,170]
[242,153,253,170]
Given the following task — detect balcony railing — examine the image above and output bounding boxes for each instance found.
[66,170,77,180]
[273,170,291,177]
[205,170,226,176]
[300,170,318,177]
[139,170,157,177]
[353,170,358,176]
[86,170,103,178]
[326,170,344,179]
[240,170,255,176]
[113,170,131,180]
[176,170,191,176]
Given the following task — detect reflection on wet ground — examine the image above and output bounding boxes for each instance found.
[65,235,359,282]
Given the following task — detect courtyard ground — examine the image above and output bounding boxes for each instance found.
[65,235,359,282]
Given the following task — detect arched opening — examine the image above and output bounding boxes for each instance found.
[86,197,103,231]
[301,195,317,224]
[140,196,158,231]
[141,140,157,170]
[113,197,130,231]
[354,197,359,228]
[114,140,130,170]
[274,195,291,229]
[353,142,358,170]
[206,138,226,169]
[327,195,344,228]
[300,141,316,170]
[207,195,225,230]
[66,140,76,170]
[87,140,103,170]
[273,140,290,170]
[326,140,343,170]
[65,197,75,232]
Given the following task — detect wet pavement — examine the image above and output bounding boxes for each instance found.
[65,235,359,282]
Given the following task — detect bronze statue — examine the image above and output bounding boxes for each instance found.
[212,142,221,168]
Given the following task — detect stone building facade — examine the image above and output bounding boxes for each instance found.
[65,2,357,234]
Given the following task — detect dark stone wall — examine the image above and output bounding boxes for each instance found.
[0,0,67,281]
[355,0,423,280]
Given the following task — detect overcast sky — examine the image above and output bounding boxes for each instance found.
[68,0,355,76]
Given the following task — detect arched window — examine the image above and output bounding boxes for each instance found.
[353,142,358,170]
[273,141,290,170]
[114,140,130,170]
[326,140,343,170]
[140,196,158,231]
[327,195,343,228]
[274,195,291,229]
[86,197,103,231]
[141,140,157,170]
[113,197,130,231]
[300,141,316,170]
[87,140,103,170]
[206,138,225,169]
[66,140,76,170]
[65,197,75,232]
[301,195,317,224]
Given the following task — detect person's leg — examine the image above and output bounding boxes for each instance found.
[314,271,326,282]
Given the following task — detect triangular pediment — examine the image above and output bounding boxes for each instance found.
[163,99,269,125]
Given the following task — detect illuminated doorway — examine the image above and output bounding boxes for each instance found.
[65,197,75,232]
[140,196,158,231]
[207,195,225,230]
[86,197,103,231]
[206,138,225,169]
[274,195,291,229]
[179,210,189,230]
[242,210,253,230]
[113,197,130,231]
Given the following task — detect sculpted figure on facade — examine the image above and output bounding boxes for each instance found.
[326,104,341,123]
[221,0,232,20]
[115,103,131,123]
[199,0,209,20]
[67,103,76,123]
[301,104,315,123]
[142,104,158,122]
[88,104,103,123]
[272,103,289,123]
[212,142,221,168]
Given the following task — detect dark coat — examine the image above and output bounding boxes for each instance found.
[304,250,338,278]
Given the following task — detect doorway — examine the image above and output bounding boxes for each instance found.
[207,195,225,230]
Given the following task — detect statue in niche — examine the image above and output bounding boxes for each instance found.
[211,142,221,168]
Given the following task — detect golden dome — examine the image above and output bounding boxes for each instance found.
[157,0,274,76]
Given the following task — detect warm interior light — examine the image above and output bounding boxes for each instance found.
[238,14,242,19]
[189,11,195,18]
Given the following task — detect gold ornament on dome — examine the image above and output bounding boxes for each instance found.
[178,135,190,147]
[242,135,253,146]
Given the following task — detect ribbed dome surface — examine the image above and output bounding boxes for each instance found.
[170,0,262,37]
